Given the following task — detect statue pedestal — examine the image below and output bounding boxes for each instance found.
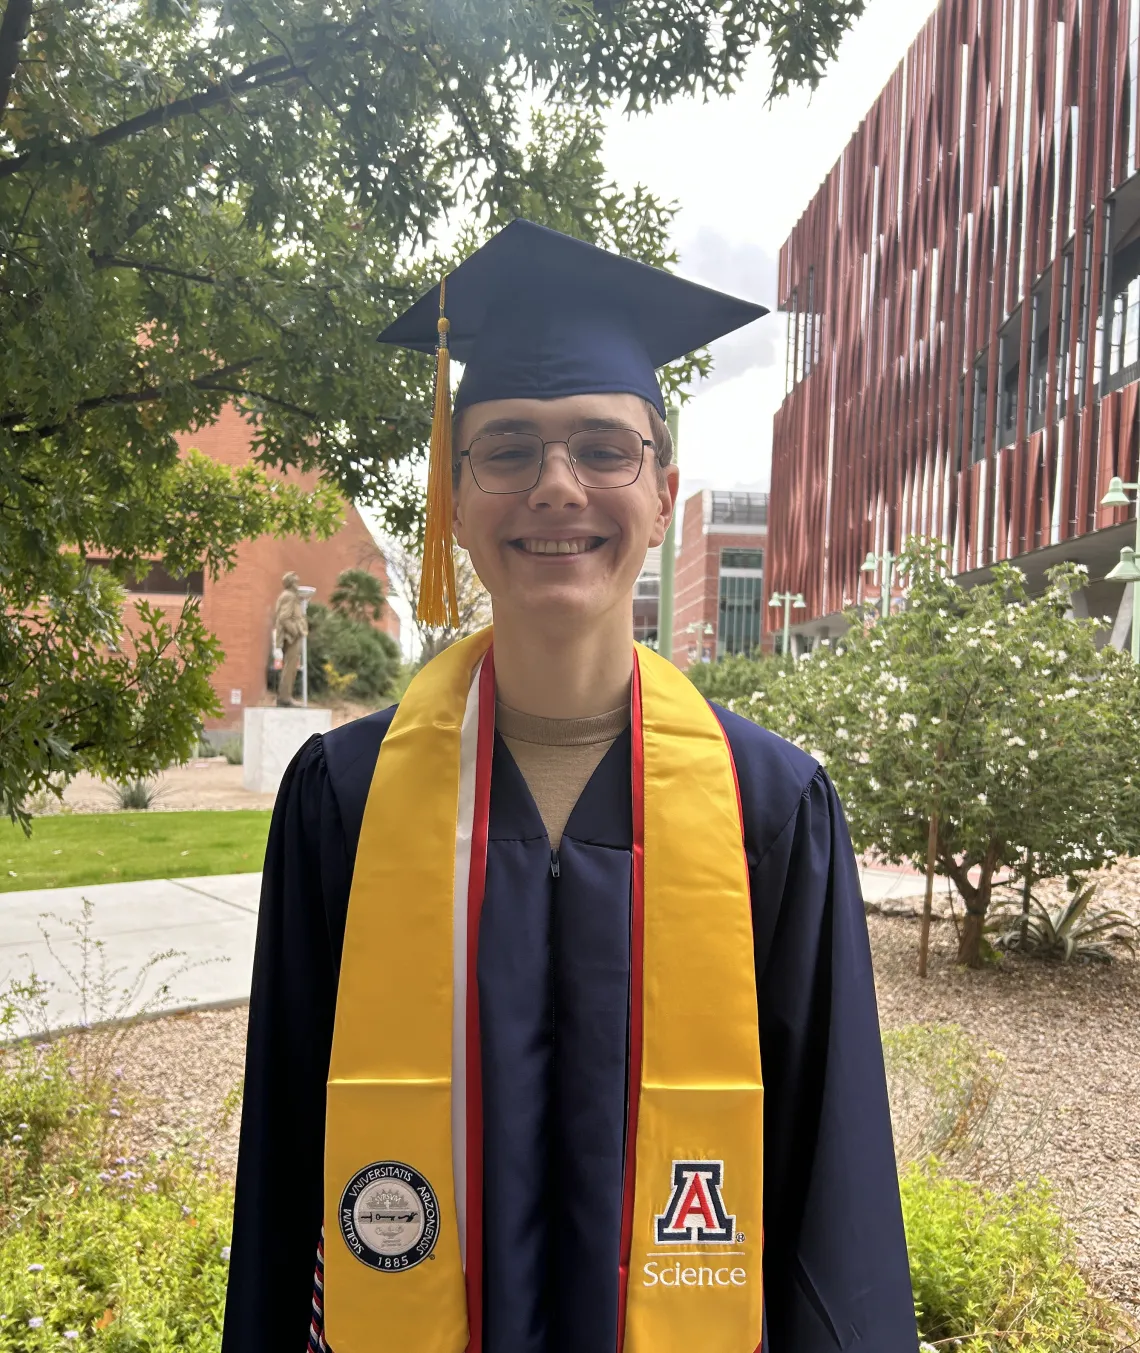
[243,707,332,795]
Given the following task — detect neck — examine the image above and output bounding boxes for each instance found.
[491,604,634,719]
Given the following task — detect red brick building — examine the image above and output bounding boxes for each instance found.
[116,405,398,732]
[672,490,769,668]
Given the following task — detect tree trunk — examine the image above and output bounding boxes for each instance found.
[956,860,995,967]
[1019,847,1033,947]
[918,808,939,978]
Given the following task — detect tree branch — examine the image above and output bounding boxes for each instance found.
[0,34,354,179]
[90,252,217,285]
[0,0,34,130]
[203,383,318,420]
[1,358,262,434]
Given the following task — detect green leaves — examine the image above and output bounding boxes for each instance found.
[716,539,1140,966]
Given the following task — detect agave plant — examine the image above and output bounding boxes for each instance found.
[993,880,1139,962]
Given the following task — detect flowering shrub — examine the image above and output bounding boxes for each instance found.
[715,542,1140,966]
[0,1024,231,1349]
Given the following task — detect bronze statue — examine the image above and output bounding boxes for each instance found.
[274,572,308,707]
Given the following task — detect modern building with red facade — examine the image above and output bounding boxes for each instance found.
[770,0,1140,647]
[672,489,770,667]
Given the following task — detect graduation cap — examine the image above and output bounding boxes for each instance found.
[378,219,768,627]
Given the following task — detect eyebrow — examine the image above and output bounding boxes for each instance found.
[470,416,641,436]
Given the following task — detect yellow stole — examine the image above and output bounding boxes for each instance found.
[324,630,763,1352]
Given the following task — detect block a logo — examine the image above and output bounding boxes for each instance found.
[654,1160,736,1245]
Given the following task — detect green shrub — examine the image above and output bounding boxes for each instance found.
[219,738,243,766]
[305,602,400,704]
[684,652,775,705]
[904,1163,1119,1351]
[0,1020,232,1349]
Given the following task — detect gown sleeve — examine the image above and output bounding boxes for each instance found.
[221,735,352,1353]
[753,765,918,1352]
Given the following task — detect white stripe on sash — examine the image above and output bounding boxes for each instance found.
[451,653,484,1270]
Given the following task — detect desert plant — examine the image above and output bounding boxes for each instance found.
[220,738,244,767]
[992,880,1140,962]
[109,779,163,812]
[883,1024,1005,1167]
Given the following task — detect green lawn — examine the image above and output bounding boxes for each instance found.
[1,811,272,891]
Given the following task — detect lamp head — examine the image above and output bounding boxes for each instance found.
[1100,476,1133,509]
[1106,545,1140,583]
[768,595,782,608]
[861,552,878,573]
[792,593,806,608]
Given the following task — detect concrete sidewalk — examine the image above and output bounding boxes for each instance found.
[0,865,933,1032]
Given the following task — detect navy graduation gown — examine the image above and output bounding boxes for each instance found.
[222,704,917,1352]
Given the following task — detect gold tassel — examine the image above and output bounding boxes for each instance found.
[418,276,459,628]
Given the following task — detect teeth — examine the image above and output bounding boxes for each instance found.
[520,538,598,555]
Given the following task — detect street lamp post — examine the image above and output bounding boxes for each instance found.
[768,591,806,664]
[861,548,901,620]
[1101,476,1140,664]
[683,620,714,663]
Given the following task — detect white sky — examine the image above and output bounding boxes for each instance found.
[379,0,942,653]
[600,0,940,517]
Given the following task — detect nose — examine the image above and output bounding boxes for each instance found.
[526,444,588,511]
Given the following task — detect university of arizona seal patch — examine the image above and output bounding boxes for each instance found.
[654,1160,736,1245]
[338,1161,440,1272]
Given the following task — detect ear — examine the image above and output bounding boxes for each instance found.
[452,471,468,549]
[647,463,680,549]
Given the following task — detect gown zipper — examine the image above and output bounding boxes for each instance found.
[550,847,561,879]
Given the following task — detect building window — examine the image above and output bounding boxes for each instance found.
[970,362,989,464]
[84,558,205,595]
[1106,220,1140,394]
[709,492,768,526]
[717,549,764,659]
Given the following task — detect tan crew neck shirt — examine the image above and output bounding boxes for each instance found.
[496,701,630,849]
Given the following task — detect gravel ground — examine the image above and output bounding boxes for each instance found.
[86,866,1140,1316]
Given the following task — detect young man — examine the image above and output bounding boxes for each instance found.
[223,221,917,1353]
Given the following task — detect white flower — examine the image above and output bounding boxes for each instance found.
[64,1334,79,1341]
[1063,688,1080,699]
[1006,736,1026,747]
[930,716,942,725]
[835,727,850,740]
[977,792,988,804]
[1010,655,1022,669]
[898,712,918,730]
[868,777,881,791]
[221,1245,232,1261]
[1057,649,1067,661]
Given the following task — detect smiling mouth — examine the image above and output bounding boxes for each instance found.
[511,536,608,556]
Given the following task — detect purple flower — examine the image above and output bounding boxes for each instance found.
[108,1109,121,1118]
[114,1157,127,1165]
[97,1171,113,1183]
[64,1333,79,1341]
[220,1246,231,1261]
[27,1263,44,1273]
[27,1317,44,1328]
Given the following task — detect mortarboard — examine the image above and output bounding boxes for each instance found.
[378,219,768,626]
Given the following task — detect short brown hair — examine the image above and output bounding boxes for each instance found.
[453,397,674,486]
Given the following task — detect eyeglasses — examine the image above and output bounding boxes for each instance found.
[457,427,655,494]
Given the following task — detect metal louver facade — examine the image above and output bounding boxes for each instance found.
[771,0,1140,631]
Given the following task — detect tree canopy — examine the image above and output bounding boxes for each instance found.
[0,0,866,822]
[710,546,1140,968]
